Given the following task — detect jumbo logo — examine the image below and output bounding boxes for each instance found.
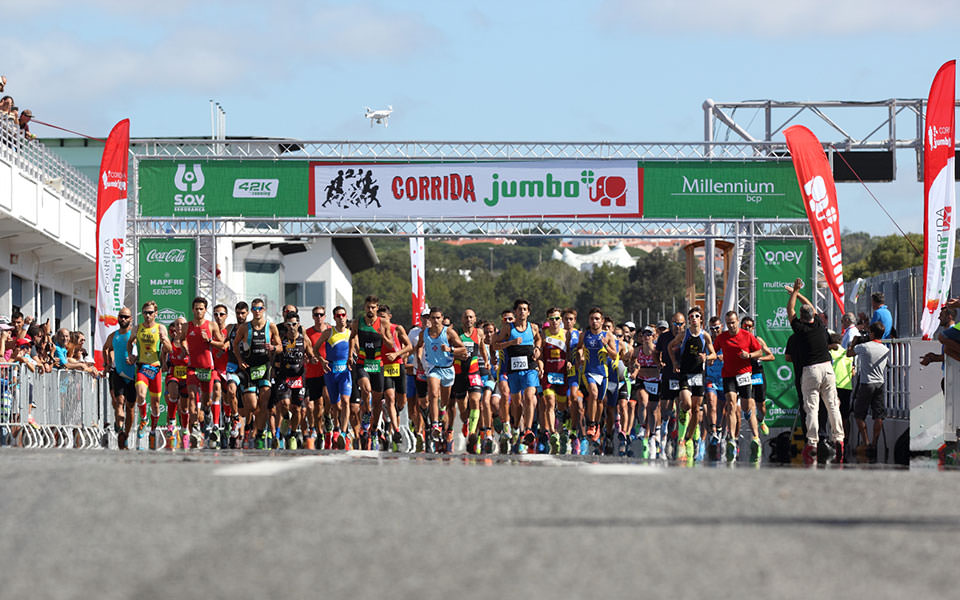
[582,170,627,207]
[111,238,124,258]
[174,164,205,210]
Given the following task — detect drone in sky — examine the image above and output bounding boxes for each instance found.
[364,105,393,127]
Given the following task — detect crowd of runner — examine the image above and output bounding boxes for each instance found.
[102,294,781,462]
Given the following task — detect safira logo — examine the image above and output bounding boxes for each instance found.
[323,169,381,210]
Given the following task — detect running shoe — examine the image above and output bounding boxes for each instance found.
[502,422,512,440]
[182,433,191,450]
[344,434,353,451]
[708,433,720,460]
[802,443,817,466]
[462,422,469,438]
[760,421,770,436]
[694,439,706,462]
[749,437,761,463]
[482,434,494,455]
[415,432,424,453]
[725,439,737,462]
[493,416,503,435]
[640,437,650,460]
[265,430,275,449]
[549,432,560,455]
[444,428,454,454]
[684,438,694,460]
[617,431,627,457]
[558,430,569,455]
[207,428,220,450]
[499,434,510,455]
[324,431,332,450]
[288,433,299,451]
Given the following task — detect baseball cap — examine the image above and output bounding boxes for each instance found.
[0,316,12,330]
[656,320,669,330]
[624,321,636,330]
[642,326,655,335]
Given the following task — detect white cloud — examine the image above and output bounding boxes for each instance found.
[596,0,955,36]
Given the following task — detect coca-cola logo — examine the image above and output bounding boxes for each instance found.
[146,248,188,263]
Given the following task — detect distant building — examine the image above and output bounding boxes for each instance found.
[551,242,638,272]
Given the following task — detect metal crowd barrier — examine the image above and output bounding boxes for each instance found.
[882,339,911,420]
[0,363,107,449]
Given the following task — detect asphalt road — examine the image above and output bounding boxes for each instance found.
[0,449,956,600]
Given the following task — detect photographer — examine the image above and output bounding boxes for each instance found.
[847,322,890,461]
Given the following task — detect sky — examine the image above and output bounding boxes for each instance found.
[2,0,958,235]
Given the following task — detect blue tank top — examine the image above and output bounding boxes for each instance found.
[583,331,608,375]
[423,326,453,367]
[325,329,351,368]
[505,322,535,373]
[112,329,136,380]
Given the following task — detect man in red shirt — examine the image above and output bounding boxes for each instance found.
[713,311,764,462]
[186,296,226,447]
[305,306,331,448]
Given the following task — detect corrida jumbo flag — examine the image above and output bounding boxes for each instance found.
[783,125,845,314]
[920,60,956,340]
[94,119,130,369]
[410,223,425,326]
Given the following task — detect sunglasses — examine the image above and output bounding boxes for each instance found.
[642,331,653,336]
[214,312,227,317]
[504,318,515,322]
[673,322,684,326]
[143,310,155,315]
[285,321,298,326]
[118,315,131,320]
[251,307,264,312]
[313,312,325,317]
[334,312,347,318]
[549,316,561,321]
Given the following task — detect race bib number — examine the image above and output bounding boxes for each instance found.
[587,372,604,385]
[287,376,303,389]
[383,363,401,378]
[736,372,753,387]
[195,368,212,382]
[468,373,482,387]
[688,373,703,387]
[546,372,565,385]
[643,381,659,395]
[331,363,347,373]
[173,365,188,379]
[510,356,529,371]
[669,379,680,391]
[751,373,764,385]
[138,364,160,379]
[250,364,267,380]
[363,360,382,373]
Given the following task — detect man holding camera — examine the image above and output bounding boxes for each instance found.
[785,278,845,465]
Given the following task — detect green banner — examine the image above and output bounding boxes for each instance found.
[754,239,813,428]
[138,238,196,325]
[138,160,309,217]
[640,161,804,219]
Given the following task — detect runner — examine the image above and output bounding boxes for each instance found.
[275,311,307,449]
[453,309,486,454]
[575,307,618,450]
[233,298,282,450]
[632,325,660,459]
[186,296,226,448]
[562,308,583,454]
[479,320,498,453]
[494,309,514,454]
[668,307,716,461]
[415,307,467,452]
[704,316,725,459]
[223,302,248,447]
[713,311,764,462]
[350,295,384,450]
[404,312,430,452]
[377,305,412,450]
[164,318,190,448]
[314,306,352,449]
[126,301,172,450]
[540,307,567,454]
[305,305,331,449]
[493,299,542,452]
[655,312,684,458]
[103,307,136,449]
[740,316,775,436]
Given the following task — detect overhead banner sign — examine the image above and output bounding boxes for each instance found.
[138,238,196,325]
[754,238,814,428]
[138,160,308,217]
[638,161,805,219]
[137,159,805,220]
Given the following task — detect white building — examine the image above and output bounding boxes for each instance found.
[0,123,97,334]
[551,242,637,272]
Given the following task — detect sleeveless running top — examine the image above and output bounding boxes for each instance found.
[357,317,383,370]
[112,329,137,380]
[213,326,230,373]
[679,330,706,374]
[635,347,659,382]
[186,320,215,369]
[136,323,162,365]
[244,320,272,366]
[305,325,327,378]
[583,331,608,375]
[504,322,535,373]
[543,329,566,374]
[453,327,481,374]
[166,343,189,380]
[325,328,351,370]
[278,333,305,376]
[423,326,453,368]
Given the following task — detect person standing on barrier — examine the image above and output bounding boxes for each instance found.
[127,301,172,449]
[847,322,890,462]
[186,297,226,448]
[103,307,137,449]
[869,292,894,340]
[785,279,844,466]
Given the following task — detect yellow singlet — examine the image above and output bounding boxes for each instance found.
[136,324,162,365]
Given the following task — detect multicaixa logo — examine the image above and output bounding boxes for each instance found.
[173,164,205,212]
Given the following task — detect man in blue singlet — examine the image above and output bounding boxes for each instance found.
[103,306,136,449]
[415,307,467,452]
[493,298,543,451]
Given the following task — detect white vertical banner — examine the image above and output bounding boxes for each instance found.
[410,222,425,326]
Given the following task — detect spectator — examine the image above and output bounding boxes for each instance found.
[28,324,54,373]
[786,278,845,464]
[921,308,958,393]
[10,310,26,339]
[0,95,12,116]
[870,292,893,340]
[18,109,34,140]
[847,322,890,461]
[0,75,6,93]
[839,312,858,349]
[0,318,13,362]
[829,332,854,459]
